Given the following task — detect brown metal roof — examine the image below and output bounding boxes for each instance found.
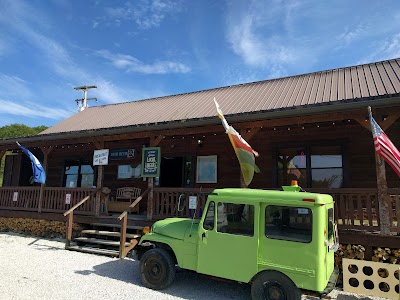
[42,58,400,135]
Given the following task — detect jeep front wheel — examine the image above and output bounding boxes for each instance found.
[140,248,175,290]
[251,271,301,300]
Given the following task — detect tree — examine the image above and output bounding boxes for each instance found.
[0,124,48,186]
[0,124,48,139]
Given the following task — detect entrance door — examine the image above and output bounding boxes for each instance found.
[2,154,22,186]
[159,157,183,187]
[197,201,259,283]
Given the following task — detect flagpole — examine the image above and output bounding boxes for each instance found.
[368,106,391,236]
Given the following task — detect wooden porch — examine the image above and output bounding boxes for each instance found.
[1,186,399,235]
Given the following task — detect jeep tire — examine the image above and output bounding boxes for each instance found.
[140,248,176,290]
[251,271,301,300]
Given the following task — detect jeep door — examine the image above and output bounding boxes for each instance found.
[197,200,259,283]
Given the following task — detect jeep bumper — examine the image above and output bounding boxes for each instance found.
[320,267,339,298]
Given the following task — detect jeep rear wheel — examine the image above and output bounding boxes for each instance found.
[251,271,301,300]
[140,248,175,290]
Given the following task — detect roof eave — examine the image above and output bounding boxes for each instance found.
[1,96,399,147]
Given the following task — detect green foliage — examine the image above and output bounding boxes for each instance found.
[0,124,48,139]
[0,124,48,186]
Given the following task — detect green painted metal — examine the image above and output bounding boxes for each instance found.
[139,187,337,293]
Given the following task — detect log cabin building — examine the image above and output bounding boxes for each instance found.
[0,57,399,247]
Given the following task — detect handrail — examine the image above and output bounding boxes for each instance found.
[63,195,90,217]
[118,188,151,258]
[118,188,151,220]
[64,188,99,249]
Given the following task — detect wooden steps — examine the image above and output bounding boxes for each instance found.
[89,222,144,231]
[67,245,120,257]
[80,229,140,239]
[74,237,131,247]
[66,222,143,258]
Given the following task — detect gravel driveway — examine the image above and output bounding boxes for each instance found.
[0,232,391,300]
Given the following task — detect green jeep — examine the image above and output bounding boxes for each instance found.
[136,184,339,300]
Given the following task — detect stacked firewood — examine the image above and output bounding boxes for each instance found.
[0,218,82,238]
[334,244,400,285]
[372,247,400,264]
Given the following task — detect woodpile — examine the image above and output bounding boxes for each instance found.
[372,247,400,264]
[335,244,400,285]
[0,218,82,238]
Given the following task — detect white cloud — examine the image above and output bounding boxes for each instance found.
[0,1,138,106]
[225,0,296,69]
[359,33,400,64]
[104,0,183,29]
[336,23,368,46]
[0,74,32,99]
[0,99,72,120]
[96,50,190,74]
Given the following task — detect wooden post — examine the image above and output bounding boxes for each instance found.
[0,149,6,187]
[375,154,392,235]
[147,177,154,220]
[39,146,52,213]
[145,136,163,220]
[95,165,104,217]
[365,107,398,236]
[119,214,127,258]
[65,211,73,248]
[93,140,104,217]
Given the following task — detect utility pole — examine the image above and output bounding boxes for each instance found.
[74,85,97,112]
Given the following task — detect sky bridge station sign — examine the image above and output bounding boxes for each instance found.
[110,149,137,160]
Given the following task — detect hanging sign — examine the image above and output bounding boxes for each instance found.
[141,147,161,177]
[93,149,109,166]
[189,196,197,210]
[13,192,18,202]
[110,149,137,160]
[65,194,71,205]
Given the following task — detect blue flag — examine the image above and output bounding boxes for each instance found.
[17,142,46,184]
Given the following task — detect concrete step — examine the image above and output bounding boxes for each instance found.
[74,237,131,247]
[67,245,119,257]
[90,222,144,231]
[81,229,140,239]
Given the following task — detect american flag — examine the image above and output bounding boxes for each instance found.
[369,110,400,177]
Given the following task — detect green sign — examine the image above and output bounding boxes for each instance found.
[141,147,161,177]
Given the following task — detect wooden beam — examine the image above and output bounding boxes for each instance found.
[240,127,261,141]
[354,117,371,131]
[381,111,400,131]
[92,139,104,150]
[150,135,164,147]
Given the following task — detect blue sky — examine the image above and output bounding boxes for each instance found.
[0,0,399,128]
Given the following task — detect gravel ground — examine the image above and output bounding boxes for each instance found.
[0,232,392,300]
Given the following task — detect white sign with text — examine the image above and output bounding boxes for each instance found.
[189,196,197,210]
[93,149,109,166]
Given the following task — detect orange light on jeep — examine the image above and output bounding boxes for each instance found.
[142,226,150,234]
[291,180,298,186]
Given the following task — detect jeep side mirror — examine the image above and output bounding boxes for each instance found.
[178,194,186,212]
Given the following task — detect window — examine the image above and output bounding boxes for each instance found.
[64,160,94,188]
[277,145,343,188]
[203,201,215,230]
[265,206,312,243]
[117,164,141,179]
[196,155,217,183]
[311,146,343,188]
[327,208,334,240]
[217,202,254,236]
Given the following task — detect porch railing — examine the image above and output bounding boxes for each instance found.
[1,186,399,233]
[0,187,96,214]
[153,188,214,219]
[153,187,400,234]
